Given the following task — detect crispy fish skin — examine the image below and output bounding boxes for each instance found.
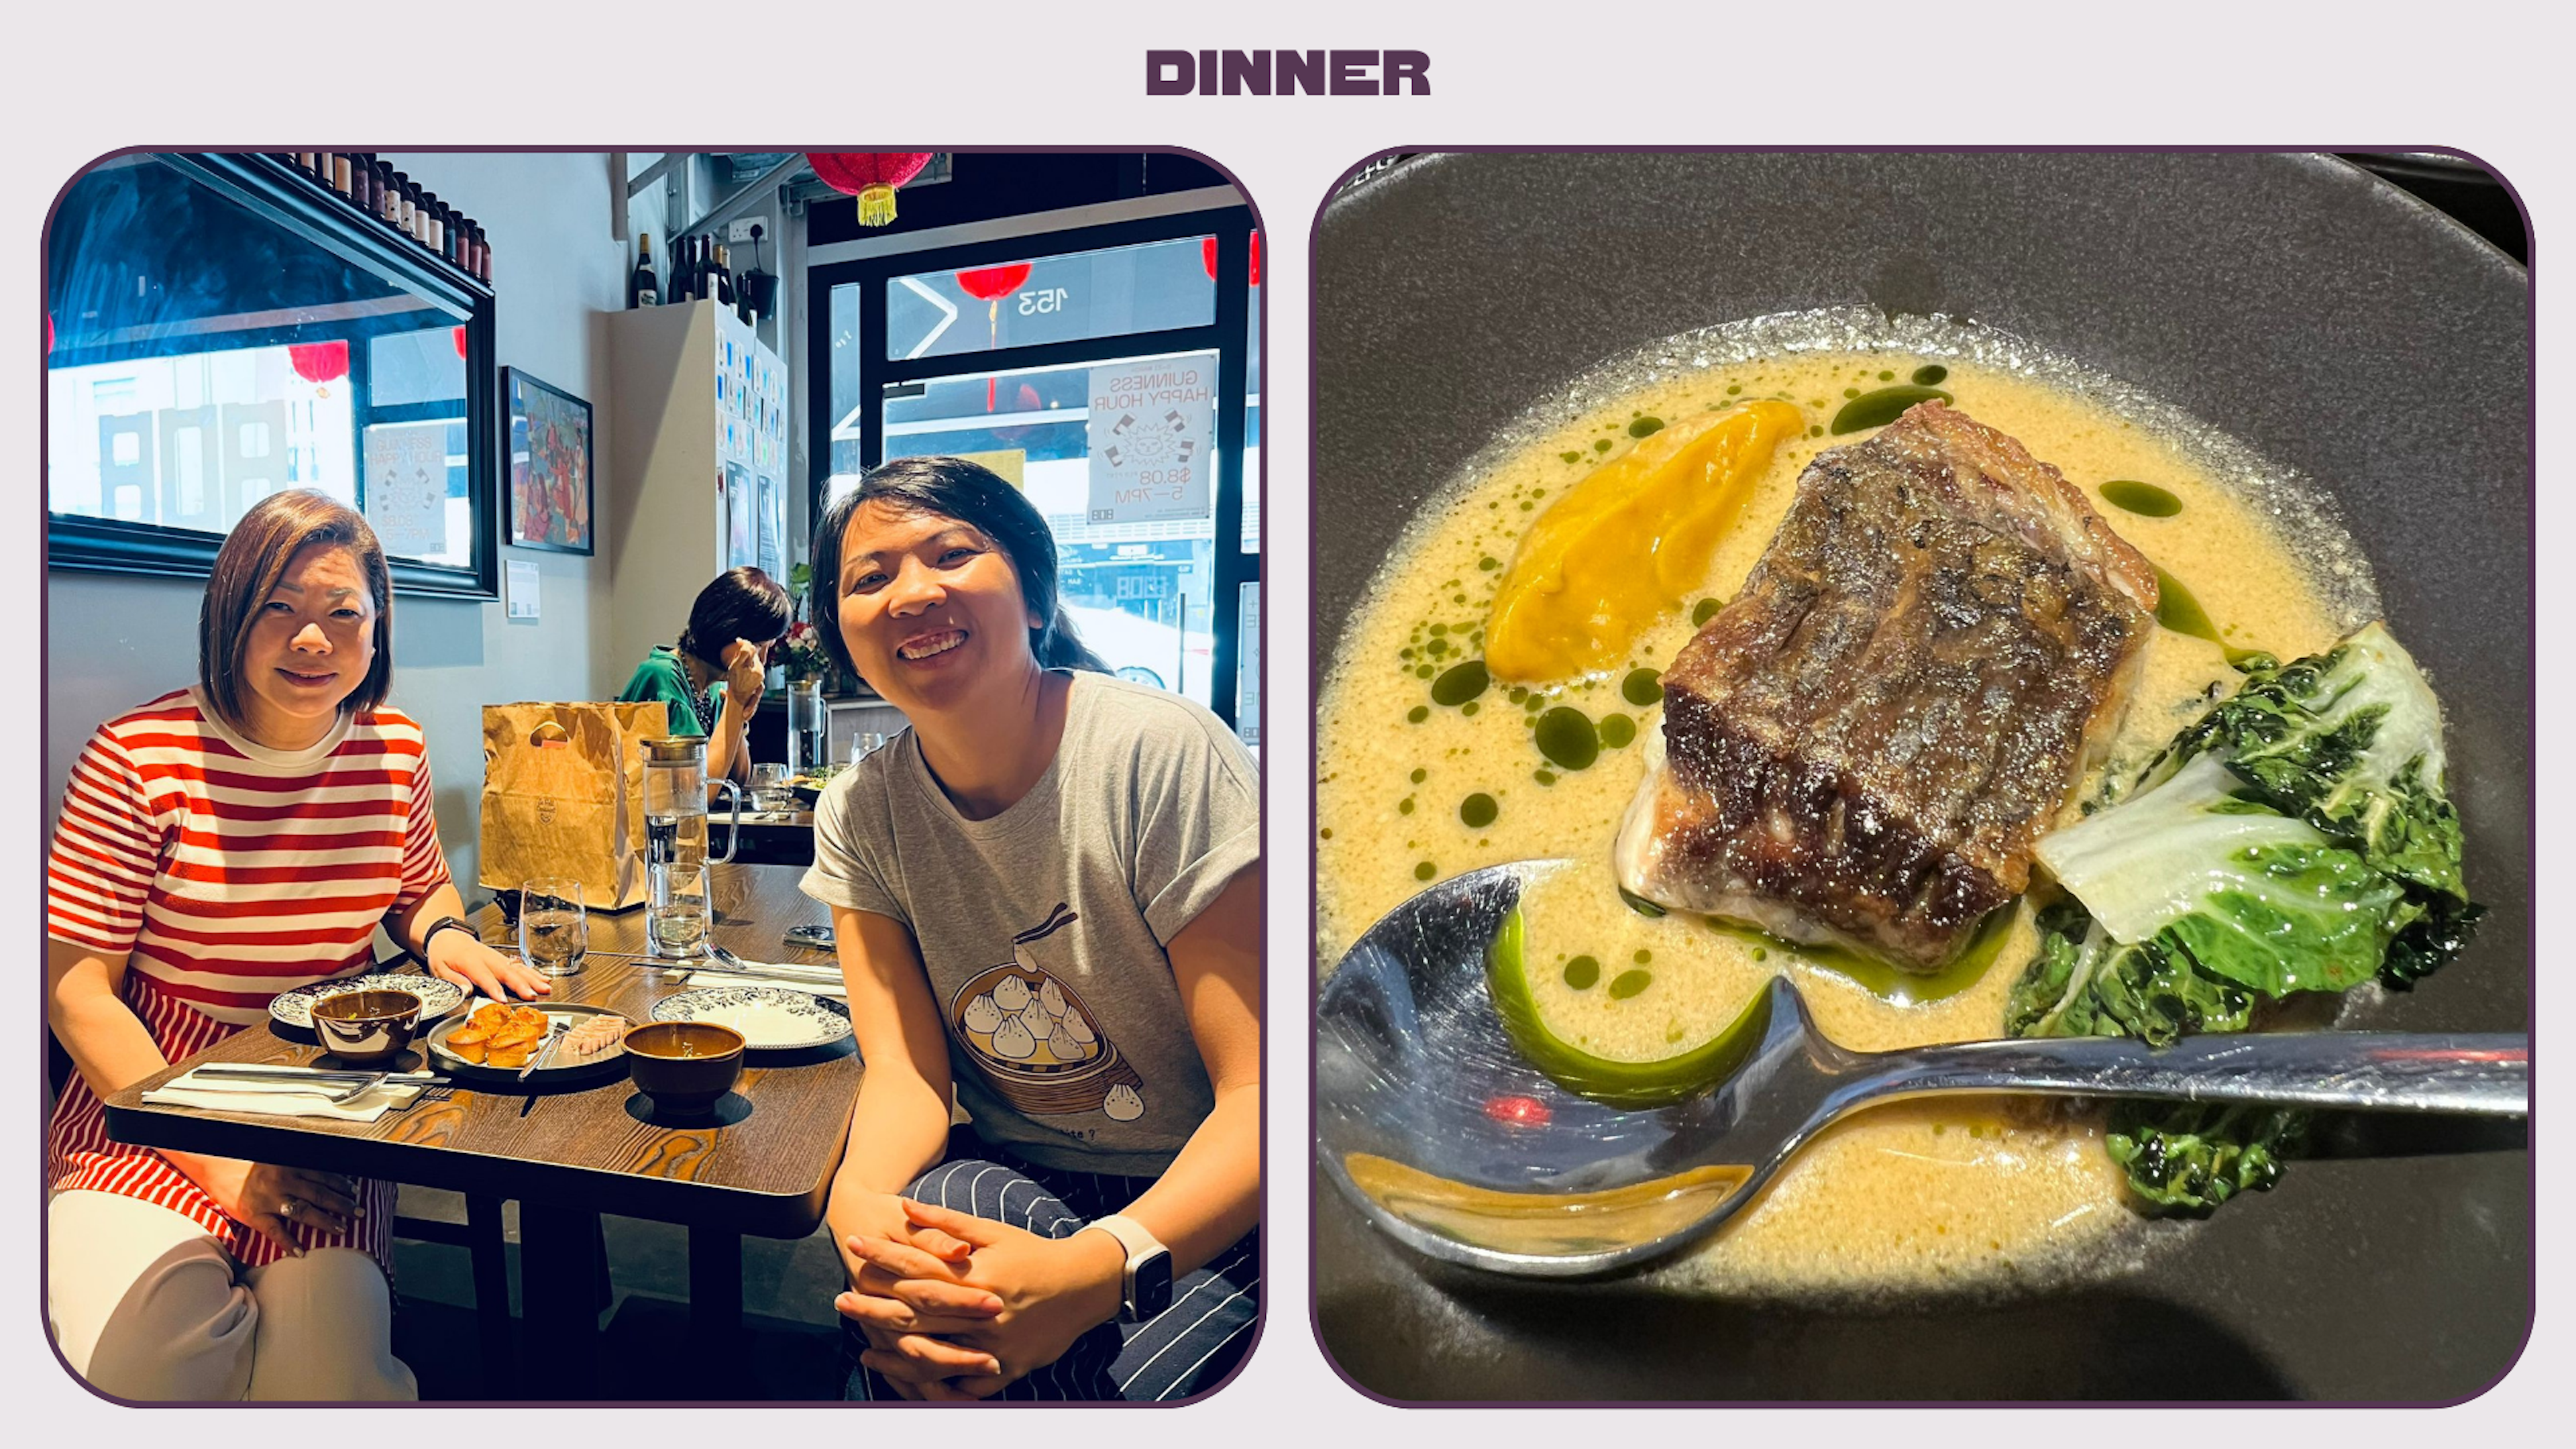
[1615,402,2157,971]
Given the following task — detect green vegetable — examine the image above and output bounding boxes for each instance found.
[2014,623,2478,1212]
[1485,908,1768,1109]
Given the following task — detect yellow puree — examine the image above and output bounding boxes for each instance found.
[1315,354,2346,1296]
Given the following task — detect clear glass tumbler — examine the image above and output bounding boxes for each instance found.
[751,761,791,812]
[519,876,588,977]
[649,860,712,959]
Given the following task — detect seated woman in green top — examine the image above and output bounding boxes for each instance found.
[616,566,792,786]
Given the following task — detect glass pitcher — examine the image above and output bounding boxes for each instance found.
[786,678,828,777]
[641,737,739,957]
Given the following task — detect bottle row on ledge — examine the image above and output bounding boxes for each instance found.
[628,229,761,326]
[276,152,492,283]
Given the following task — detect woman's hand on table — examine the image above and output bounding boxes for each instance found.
[182,1155,359,1258]
[839,1198,1124,1399]
[426,930,553,1001]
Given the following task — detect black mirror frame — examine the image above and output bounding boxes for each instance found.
[45,151,500,600]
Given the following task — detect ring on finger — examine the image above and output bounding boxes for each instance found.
[280,1195,305,1218]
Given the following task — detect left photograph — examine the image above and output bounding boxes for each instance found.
[42,150,1263,1403]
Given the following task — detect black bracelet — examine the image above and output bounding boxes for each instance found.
[419,915,478,958]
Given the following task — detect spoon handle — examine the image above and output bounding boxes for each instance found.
[1848,1031,2528,1118]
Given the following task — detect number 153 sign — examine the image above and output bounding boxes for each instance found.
[1087,360,1215,527]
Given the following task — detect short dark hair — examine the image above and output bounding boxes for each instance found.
[810,455,1106,682]
[199,490,394,733]
[678,567,792,664]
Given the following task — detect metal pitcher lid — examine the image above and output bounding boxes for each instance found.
[640,736,708,762]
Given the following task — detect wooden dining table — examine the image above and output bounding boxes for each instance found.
[103,862,859,1399]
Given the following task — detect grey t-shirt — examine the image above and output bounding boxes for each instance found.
[800,672,1260,1177]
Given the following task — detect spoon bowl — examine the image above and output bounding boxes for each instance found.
[1316,861,2530,1279]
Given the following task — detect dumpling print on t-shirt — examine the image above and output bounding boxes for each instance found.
[947,902,1145,1120]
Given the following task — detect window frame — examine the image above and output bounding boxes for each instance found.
[44,151,501,600]
[806,206,1256,729]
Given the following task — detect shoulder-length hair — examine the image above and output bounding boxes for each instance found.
[810,456,1108,682]
[199,490,394,732]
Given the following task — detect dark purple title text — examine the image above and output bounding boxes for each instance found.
[1146,50,1430,95]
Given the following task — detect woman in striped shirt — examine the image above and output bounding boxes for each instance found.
[46,491,549,1401]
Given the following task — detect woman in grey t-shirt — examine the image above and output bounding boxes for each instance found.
[798,458,1261,1402]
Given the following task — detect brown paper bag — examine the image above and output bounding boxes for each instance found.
[478,701,667,910]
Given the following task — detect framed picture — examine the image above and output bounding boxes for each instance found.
[504,367,593,555]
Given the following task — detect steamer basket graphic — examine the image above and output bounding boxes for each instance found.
[951,962,1142,1115]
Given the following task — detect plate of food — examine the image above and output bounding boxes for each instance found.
[1311,152,2529,1401]
[270,971,466,1033]
[786,764,848,806]
[651,984,853,1051]
[425,1000,633,1084]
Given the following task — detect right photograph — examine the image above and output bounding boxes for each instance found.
[1310,151,2531,1403]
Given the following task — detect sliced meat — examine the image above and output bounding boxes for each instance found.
[1613,402,2158,971]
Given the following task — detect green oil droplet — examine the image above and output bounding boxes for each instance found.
[1829,384,1953,435]
[1406,706,1430,724]
[1409,767,1427,784]
[1460,792,1498,828]
[1627,416,1664,438]
[1632,949,1652,964]
[1534,708,1599,771]
[1621,667,1660,706]
[1564,955,1601,989]
[1597,713,1636,749]
[1691,597,1723,626]
[1430,659,1489,706]
[1593,439,1612,453]
[1414,861,1436,881]
[1911,364,1948,386]
[2100,480,2184,518]
[1609,969,1653,1000]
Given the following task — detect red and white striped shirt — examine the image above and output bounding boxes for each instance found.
[48,688,450,1022]
[46,689,445,1267]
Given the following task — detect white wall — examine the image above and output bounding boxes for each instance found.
[44,151,628,893]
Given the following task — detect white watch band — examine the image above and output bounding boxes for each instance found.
[1083,1214,1165,1265]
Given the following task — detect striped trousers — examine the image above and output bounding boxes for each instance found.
[845,1146,1259,1403]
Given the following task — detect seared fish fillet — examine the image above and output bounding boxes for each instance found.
[1613,402,2158,971]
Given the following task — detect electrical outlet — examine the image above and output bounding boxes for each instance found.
[727,218,759,244]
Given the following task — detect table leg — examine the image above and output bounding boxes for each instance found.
[689,1228,746,1375]
[519,1203,603,1397]
[466,1194,514,1396]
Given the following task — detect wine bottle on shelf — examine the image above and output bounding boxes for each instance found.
[714,244,735,309]
[421,193,444,255]
[629,232,660,308]
[332,154,353,197]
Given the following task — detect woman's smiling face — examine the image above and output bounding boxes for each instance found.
[239,541,377,747]
[835,498,1040,711]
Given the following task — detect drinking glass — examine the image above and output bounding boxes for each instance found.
[519,876,588,977]
[751,762,791,812]
[853,732,888,763]
[649,861,712,959]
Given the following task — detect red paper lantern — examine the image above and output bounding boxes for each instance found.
[955,263,1031,302]
[1199,231,1262,286]
[288,340,349,384]
[808,152,934,227]
[452,325,467,358]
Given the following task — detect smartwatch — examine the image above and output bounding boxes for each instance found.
[419,915,478,958]
[1082,1214,1174,1323]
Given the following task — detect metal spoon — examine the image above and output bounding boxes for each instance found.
[1316,861,2528,1279]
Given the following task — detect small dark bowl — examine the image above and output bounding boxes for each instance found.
[311,988,423,1067]
[623,1022,746,1120]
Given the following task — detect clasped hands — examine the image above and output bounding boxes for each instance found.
[835,1196,1126,1400]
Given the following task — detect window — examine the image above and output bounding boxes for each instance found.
[45,153,496,595]
[810,209,1258,735]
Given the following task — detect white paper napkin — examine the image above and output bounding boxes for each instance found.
[143,1069,426,1123]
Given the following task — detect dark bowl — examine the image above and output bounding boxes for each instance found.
[623,1021,746,1120]
[309,987,423,1067]
[1312,151,2530,1402]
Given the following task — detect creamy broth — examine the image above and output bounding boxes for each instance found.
[1318,341,2361,1294]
